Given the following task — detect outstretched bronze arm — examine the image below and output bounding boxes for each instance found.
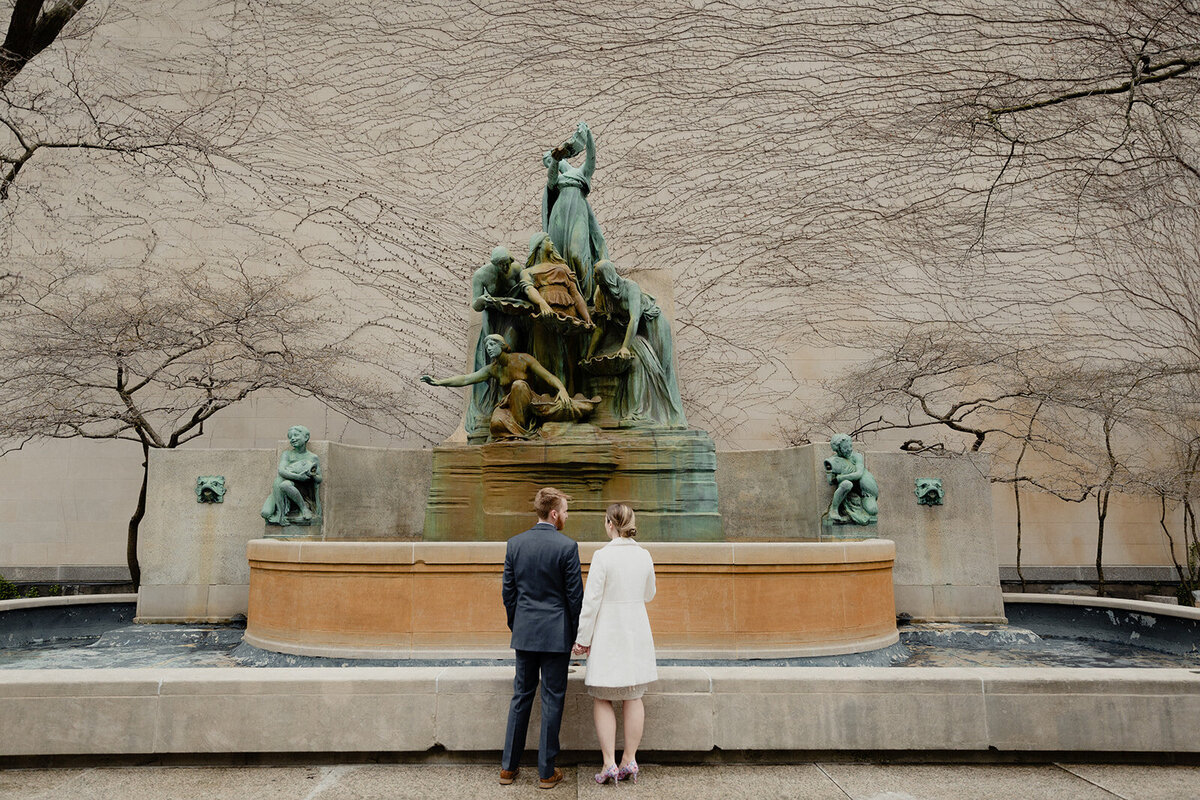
[420,365,491,388]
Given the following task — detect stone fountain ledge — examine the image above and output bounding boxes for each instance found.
[1003,592,1200,658]
[243,539,898,660]
[1004,593,1200,620]
[0,593,137,613]
[2,666,1199,758]
[0,594,137,649]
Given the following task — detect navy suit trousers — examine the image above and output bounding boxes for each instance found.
[501,650,570,779]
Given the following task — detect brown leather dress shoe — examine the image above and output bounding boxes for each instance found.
[538,768,564,789]
[499,768,519,785]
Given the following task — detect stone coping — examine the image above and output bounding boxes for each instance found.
[0,593,137,614]
[239,630,904,662]
[246,538,896,566]
[2,666,1198,756]
[13,665,1198,696]
[1003,592,1200,622]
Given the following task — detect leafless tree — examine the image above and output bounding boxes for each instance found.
[795,325,1072,452]
[797,322,1187,593]
[5,0,1195,442]
[0,259,415,585]
[1130,392,1200,605]
[1050,367,1170,594]
[7,0,1200,588]
[1,2,178,201]
[773,0,1200,591]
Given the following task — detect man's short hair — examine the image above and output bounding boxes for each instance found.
[533,487,571,519]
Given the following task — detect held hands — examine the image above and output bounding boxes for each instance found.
[571,643,590,655]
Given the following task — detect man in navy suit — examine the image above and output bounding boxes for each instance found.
[499,487,584,789]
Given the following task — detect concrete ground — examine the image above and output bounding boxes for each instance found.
[3,763,1200,799]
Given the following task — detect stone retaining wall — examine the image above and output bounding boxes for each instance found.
[2,666,1197,757]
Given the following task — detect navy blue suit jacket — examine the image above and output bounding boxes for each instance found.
[502,522,584,652]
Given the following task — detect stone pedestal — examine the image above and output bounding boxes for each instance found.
[585,374,622,428]
[424,427,722,541]
[821,518,878,541]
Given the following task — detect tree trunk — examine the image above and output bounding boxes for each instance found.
[1010,404,1039,594]
[1157,493,1193,605]
[1,1,90,93]
[1187,499,1198,591]
[126,440,149,588]
[1014,480,1025,591]
[0,0,43,91]
[1095,487,1109,596]
[1094,417,1117,598]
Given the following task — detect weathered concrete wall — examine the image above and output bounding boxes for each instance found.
[718,446,1004,621]
[321,443,432,540]
[0,1,1188,592]
[3,666,1198,756]
[875,450,1004,622]
[136,442,434,622]
[716,449,813,541]
[136,448,277,622]
[0,439,143,577]
[0,394,423,582]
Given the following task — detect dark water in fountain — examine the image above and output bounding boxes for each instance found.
[1,601,1197,669]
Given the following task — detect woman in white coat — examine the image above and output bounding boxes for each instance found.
[571,503,657,784]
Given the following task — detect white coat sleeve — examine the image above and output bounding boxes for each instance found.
[575,554,606,647]
[644,553,656,602]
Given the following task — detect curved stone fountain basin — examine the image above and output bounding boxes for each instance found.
[244,539,898,659]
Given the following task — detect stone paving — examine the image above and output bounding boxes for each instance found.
[3,763,1200,800]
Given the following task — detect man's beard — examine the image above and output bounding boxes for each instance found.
[555,515,565,531]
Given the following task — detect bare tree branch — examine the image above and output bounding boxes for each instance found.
[0,0,89,90]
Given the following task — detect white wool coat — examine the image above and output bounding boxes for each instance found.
[575,537,657,688]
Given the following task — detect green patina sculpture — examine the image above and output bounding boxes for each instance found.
[585,259,687,429]
[419,125,721,542]
[261,425,322,526]
[196,476,226,503]
[422,334,598,440]
[824,434,879,525]
[466,246,525,440]
[521,232,592,323]
[519,232,593,395]
[542,121,608,301]
[915,477,944,506]
[430,124,692,442]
